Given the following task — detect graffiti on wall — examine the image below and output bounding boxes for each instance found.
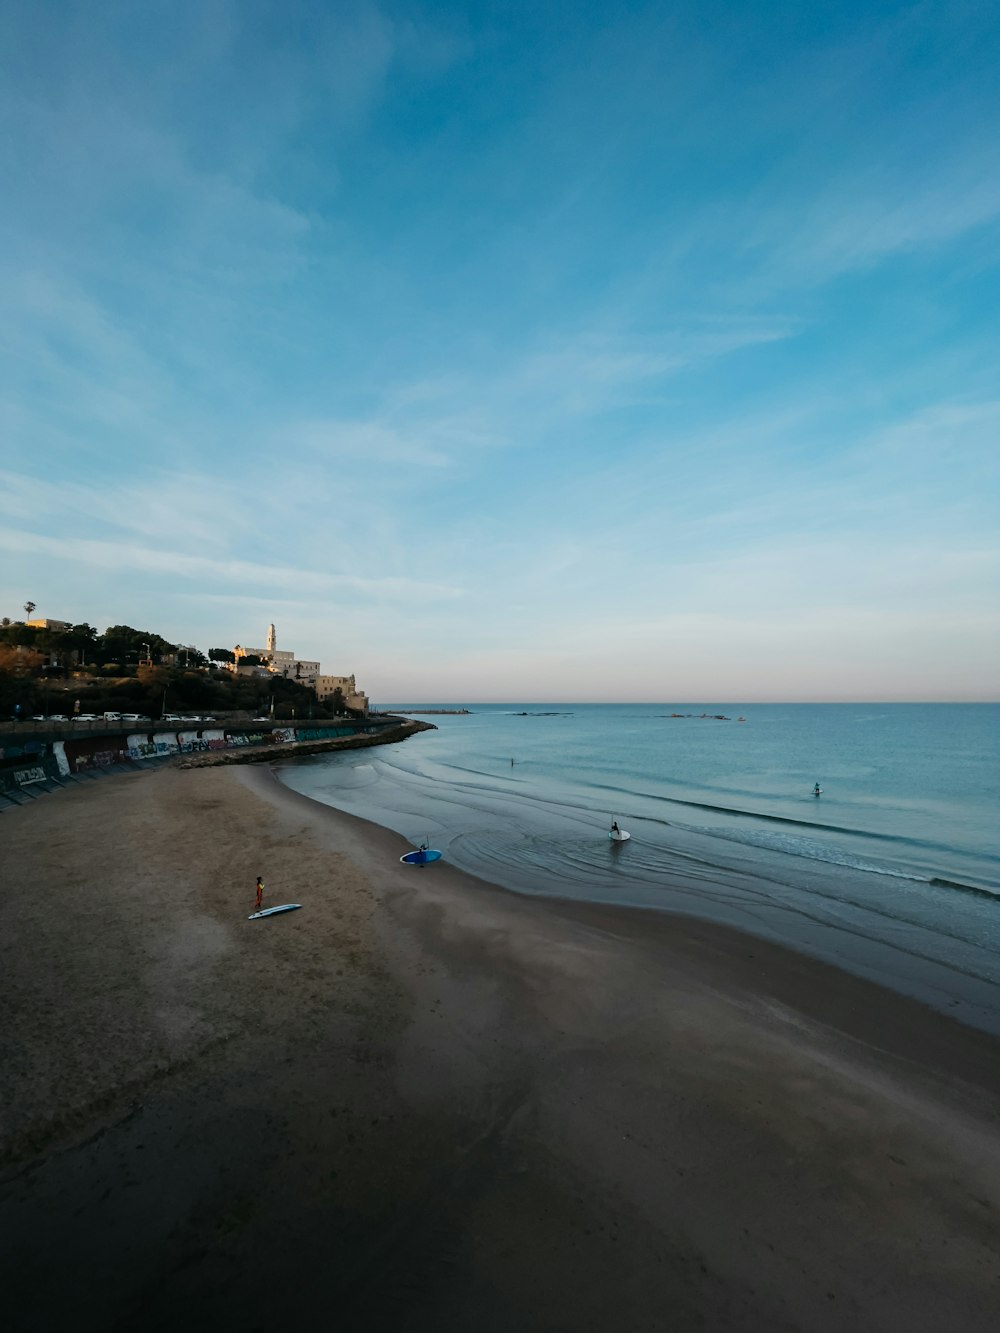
[64,737,130,772]
[5,721,379,786]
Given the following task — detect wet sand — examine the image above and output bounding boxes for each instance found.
[2,762,999,1331]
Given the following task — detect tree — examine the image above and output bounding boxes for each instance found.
[23,601,36,619]
[98,625,175,666]
[209,648,235,663]
[63,623,98,666]
[1,617,10,627]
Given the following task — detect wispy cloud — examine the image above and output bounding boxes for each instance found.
[288,415,498,468]
[0,468,248,551]
[506,321,794,414]
[0,527,463,605]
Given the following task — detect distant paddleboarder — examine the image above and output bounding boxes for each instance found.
[255,876,264,910]
[813,783,822,797]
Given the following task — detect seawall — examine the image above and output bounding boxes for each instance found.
[0,717,435,810]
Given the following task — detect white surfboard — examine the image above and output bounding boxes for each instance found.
[248,903,302,920]
[609,830,631,842]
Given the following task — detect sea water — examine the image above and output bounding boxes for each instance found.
[278,704,1000,1033]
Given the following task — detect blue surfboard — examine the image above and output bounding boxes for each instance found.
[400,848,443,865]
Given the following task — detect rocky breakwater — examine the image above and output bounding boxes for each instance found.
[175,718,436,769]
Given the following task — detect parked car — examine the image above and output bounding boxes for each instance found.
[47,714,69,722]
[121,714,151,722]
[162,714,183,722]
[102,711,123,721]
[74,714,98,722]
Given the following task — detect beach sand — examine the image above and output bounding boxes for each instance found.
[2,762,999,1331]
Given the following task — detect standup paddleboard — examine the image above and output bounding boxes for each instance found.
[248,903,302,920]
[609,830,631,843]
[400,848,443,865]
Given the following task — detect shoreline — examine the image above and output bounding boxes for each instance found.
[251,762,1000,1082]
[4,762,1000,1330]
[271,756,1000,1038]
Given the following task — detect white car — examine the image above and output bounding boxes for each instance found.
[121,714,151,722]
[47,714,69,721]
[162,714,183,722]
[74,714,98,722]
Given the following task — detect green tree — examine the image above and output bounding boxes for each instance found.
[98,625,176,665]
[66,623,98,657]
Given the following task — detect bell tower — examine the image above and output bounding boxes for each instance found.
[266,623,276,655]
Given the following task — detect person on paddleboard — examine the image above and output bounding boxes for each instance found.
[814,783,822,797]
[611,820,620,834]
[255,876,264,910]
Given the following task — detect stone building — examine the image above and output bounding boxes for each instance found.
[315,673,369,715]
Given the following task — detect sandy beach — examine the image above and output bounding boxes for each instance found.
[2,762,999,1332]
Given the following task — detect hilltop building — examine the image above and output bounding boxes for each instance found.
[234,622,320,685]
[26,618,71,631]
[315,674,369,715]
[231,623,366,712]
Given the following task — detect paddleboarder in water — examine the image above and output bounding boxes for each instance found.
[814,783,822,797]
[255,876,264,910]
[611,820,620,835]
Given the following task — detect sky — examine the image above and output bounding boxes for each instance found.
[1,0,998,702]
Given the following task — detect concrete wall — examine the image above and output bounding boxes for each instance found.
[1,720,393,784]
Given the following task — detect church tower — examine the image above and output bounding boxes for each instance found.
[266,623,276,655]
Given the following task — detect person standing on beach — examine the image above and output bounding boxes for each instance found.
[255,876,264,911]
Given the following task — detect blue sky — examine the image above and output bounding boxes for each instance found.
[1,0,997,701]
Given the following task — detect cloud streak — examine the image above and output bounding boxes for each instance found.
[0,526,463,605]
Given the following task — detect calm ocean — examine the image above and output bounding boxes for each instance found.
[278,704,1000,1032]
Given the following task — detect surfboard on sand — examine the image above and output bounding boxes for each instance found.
[248,904,302,920]
[400,848,443,865]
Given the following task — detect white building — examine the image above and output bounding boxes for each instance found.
[231,623,366,709]
[234,623,320,684]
